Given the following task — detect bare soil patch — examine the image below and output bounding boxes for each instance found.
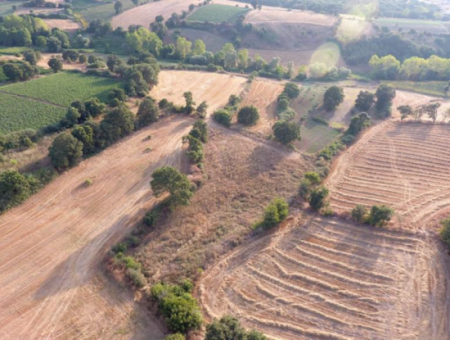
[0,117,194,339]
[199,215,450,340]
[151,70,247,115]
[241,78,284,136]
[43,19,81,32]
[134,126,307,283]
[111,0,202,29]
[327,120,450,227]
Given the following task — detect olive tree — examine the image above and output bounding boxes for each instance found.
[272,121,300,145]
[49,132,83,171]
[323,86,344,111]
[237,105,259,125]
[150,166,193,206]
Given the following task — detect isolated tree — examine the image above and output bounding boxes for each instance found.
[272,121,300,145]
[368,205,394,227]
[398,105,413,121]
[351,205,368,223]
[183,91,196,114]
[48,57,63,73]
[260,197,289,229]
[137,97,159,127]
[355,91,375,111]
[150,166,193,206]
[422,103,441,123]
[49,132,83,171]
[213,109,232,127]
[283,82,300,99]
[0,170,31,212]
[323,86,344,111]
[23,50,40,65]
[238,106,259,125]
[114,1,123,15]
[308,186,329,212]
[79,54,87,64]
[205,316,247,340]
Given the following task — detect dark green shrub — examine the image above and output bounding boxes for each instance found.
[237,105,259,125]
[213,109,232,127]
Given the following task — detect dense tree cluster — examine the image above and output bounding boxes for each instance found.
[254,197,289,230]
[151,281,202,333]
[1,60,36,81]
[272,121,300,145]
[351,204,394,227]
[205,315,267,340]
[212,95,241,127]
[370,54,450,81]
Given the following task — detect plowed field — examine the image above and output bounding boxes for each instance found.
[200,216,450,340]
[327,121,450,226]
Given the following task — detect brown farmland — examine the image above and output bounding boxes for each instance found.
[111,0,202,29]
[327,120,450,226]
[151,70,247,115]
[200,215,450,340]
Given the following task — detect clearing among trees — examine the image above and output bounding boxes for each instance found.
[151,70,247,115]
[327,120,450,226]
[199,215,450,340]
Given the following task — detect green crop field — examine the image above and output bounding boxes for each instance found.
[0,93,65,134]
[297,120,341,153]
[1,72,121,106]
[0,1,24,16]
[383,80,449,97]
[0,46,29,55]
[187,4,250,23]
[75,0,135,22]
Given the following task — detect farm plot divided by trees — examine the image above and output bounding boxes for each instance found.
[200,216,448,340]
[327,121,450,226]
[1,72,121,107]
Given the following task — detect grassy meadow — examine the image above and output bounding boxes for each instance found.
[187,4,250,23]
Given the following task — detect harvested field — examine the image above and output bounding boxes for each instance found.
[111,0,202,29]
[43,19,81,31]
[151,70,247,115]
[0,116,195,339]
[241,79,284,136]
[327,120,450,226]
[245,7,337,26]
[134,125,307,283]
[200,216,450,340]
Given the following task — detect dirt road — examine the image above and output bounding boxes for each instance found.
[0,116,193,339]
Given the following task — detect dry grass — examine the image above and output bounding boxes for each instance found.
[134,126,308,283]
[43,19,81,32]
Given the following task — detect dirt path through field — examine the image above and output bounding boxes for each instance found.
[0,116,194,339]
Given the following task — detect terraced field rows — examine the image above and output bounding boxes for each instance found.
[327,121,450,226]
[200,217,446,339]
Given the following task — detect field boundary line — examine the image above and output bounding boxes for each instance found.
[0,90,67,108]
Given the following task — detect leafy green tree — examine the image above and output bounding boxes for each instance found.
[193,39,206,56]
[189,120,207,143]
[114,0,123,15]
[272,121,300,145]
[150,166,193,206]
[175,36,192,59]
[49,132,83,171]
[260,197,289,229]
[283,82,300,99]
[47,36,62,52]
[375,84,396,114]
[196,101,208,118]
[0,170,31,212]
[346,112,371,136]
[72,125,95,155]
[106,54,123,72]
[368,205,394,227]
[48,57,63,73]
[23,50,40,65]
[62,49,79,62]
[213,110,232,127]
[308,186,329,211]
[164,334,184,340]
[108,88,126,103]
[137,97,159,127]
[351,204,367,223]
[101,104,135,144]
[247,330,267,340]
[183,91,195,114]
[440,217,450,247]
[398,105,413,120]
[355,91,375,111]
[85,98,105,118]
[323,86,344,111]
[2,61,36,81]
[237,106,259,125]
[205,316,246,340]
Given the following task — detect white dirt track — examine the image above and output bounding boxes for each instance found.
[0,116,193,339]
